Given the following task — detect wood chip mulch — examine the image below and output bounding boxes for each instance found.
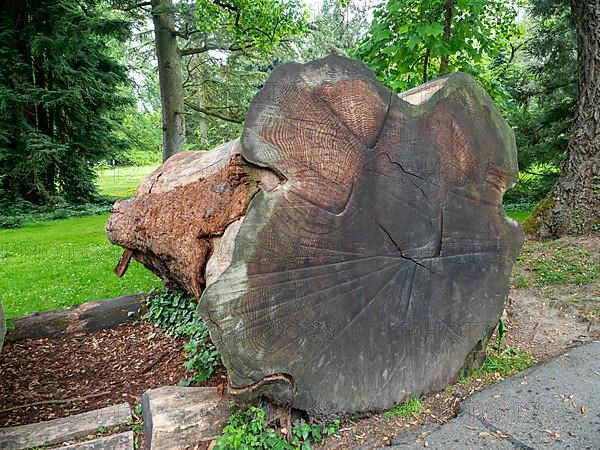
[0,322,223,427]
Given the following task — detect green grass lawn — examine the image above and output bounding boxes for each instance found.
[506,209,531,223]
[95,165,157,198]
[0,214,162,318]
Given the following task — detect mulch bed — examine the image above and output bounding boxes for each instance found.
[0,322,226,427]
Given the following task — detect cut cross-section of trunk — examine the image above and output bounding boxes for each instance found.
[106,55,522,417]
[198,55,523,416]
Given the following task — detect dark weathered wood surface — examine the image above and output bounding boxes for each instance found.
[5,294,146,342]
[0,403,131,450]
[199,55,523,416]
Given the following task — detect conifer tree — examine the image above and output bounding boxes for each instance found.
[0,0,132,204]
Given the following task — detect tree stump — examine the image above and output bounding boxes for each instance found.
[107,55,523,417]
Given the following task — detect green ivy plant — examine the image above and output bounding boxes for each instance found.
[144,288,220,384]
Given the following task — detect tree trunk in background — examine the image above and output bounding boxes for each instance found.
[439,0,454,75]
[534,0,600,236]
[151,0,185,161]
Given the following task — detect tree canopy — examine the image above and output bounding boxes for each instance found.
[355,0,522,92]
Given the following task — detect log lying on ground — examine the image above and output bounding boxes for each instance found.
[107,55,523,417]
[106,140,280,297]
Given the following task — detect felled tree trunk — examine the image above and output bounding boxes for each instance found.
[107,55,522,417]
[106,140,279,297]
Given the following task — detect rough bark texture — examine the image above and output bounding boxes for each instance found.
[106,140,278,297]
[107,55,522,417]
[151,0,185,161]
[533,0,600,237]
[199,56,522,416]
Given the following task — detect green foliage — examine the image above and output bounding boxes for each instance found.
[112,111,162,166]
[355,0,523,94]
[182,328,221,384]
[177,0,308,53]
[503,0,575,204]
[116,0,309,151]
[530,246,598,286]
[215,406,340,450]
[504,169,560,206]
[294,0,369,61]
[144,289,197,337]
[0,0,133,205]
[144,288,220,384]
[0,214,162,318]
[383,397,423,420]
[504,203,533,223]
[0,198,114,229]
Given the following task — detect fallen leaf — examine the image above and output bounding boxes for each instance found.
[581,405,587,414]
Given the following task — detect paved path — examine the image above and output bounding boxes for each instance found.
[389,341,600,449]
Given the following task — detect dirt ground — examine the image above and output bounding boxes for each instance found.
[0,322,226,428]
[0,235,598,449]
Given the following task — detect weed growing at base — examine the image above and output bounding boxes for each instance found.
[460,343,536,385]
[383,397,423,420]
[215,406,340,450]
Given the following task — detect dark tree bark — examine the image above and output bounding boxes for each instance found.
[107,56,522,416]
[534,0,600,236]
[439,0,454,75]
[151,0,186,161]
